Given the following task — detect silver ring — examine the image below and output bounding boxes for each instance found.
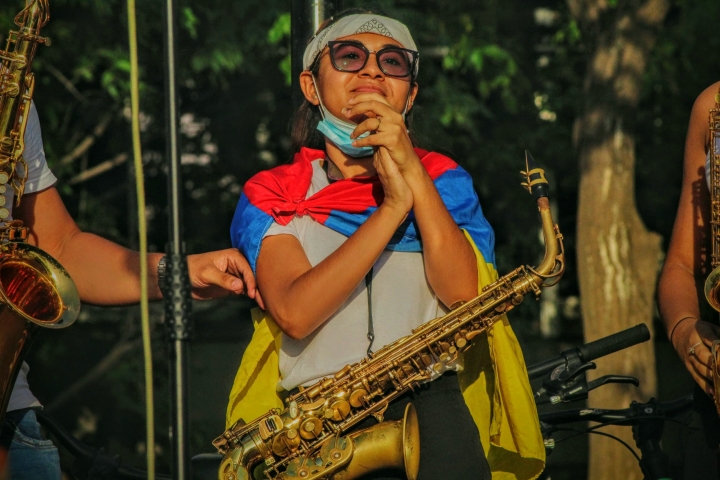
[689,342,703,356]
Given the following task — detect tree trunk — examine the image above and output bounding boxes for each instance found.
[568,1,669,479]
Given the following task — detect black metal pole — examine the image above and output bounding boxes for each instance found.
[163,0,192,478]
[291,0,341,110]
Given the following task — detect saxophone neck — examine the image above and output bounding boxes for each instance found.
[15,0,50,33]
[522,151,564,281]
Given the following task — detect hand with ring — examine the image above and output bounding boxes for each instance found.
[671,317,720,396]
[343,93,420,175]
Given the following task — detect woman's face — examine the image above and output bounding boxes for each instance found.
[301,33,418,122]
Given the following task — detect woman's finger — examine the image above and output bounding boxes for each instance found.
[351,116,385,140]
[689,353,713,382]
[352,130,402,148]
[344,99,401,124]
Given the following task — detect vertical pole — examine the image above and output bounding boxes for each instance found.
[163,0,192,478]
[291,0,341,110]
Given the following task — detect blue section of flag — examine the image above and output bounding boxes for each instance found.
[231,194,274,273]
[434,166,496,267]
[231,162,495,272]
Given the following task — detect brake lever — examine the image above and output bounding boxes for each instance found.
[535,361,597,404]
[587,375,639,392]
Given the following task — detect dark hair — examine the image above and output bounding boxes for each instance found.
[289,8,418,155]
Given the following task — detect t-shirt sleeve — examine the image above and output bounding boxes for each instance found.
[263,220,300,241]
[19,101,57,194]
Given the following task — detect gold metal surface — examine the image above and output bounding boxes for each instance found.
[705,88,720,312]
[214,156,565,480]
[0,1,79,424]
[0,0,50,213]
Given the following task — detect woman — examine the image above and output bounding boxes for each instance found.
[228,11,544,479]
[657,81,720,479]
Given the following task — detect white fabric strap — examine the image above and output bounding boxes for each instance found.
[302,14,418,74]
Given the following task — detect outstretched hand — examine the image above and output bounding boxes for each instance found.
[186,248,265,307]
[672,318,720,396]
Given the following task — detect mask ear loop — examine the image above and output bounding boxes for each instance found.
[311,75,327,121]
[401,84,414,123]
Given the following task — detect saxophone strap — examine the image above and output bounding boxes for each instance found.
[366,267,375,356]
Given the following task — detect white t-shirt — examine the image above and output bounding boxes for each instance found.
[4,102,58,411]
[263,159,447,390]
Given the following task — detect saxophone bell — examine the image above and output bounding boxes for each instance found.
[0,236,79,421]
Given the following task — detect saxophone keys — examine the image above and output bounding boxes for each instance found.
[454,335,468,349]
[299,417,323,440]
[323,400,351,422]
[349,388,368,408]
[258,414,283,441]
[272,428,300,457]
[334,365,352,379]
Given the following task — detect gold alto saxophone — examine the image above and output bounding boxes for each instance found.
[0,0,79,423]
[704,86,720,415]
[213,152,565,480]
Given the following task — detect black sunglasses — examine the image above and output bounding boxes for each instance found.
[326,40,418,78]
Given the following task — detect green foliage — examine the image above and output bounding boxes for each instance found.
[267,12,290,44]
[182,7,199,39]
[268,12,291,85]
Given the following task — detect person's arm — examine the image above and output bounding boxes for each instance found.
[256,150,412,340]
[14,186,262,305]
[657,81,720,396]
[347,95,478,307]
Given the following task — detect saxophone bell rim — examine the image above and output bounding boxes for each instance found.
[0,241,79,328]
[704,265,720,312]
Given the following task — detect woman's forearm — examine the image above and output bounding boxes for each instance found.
[258,204,408,339]
[402,164,478,306]
[658,262,704,340]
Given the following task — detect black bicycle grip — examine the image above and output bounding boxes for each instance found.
[527,324,650,380]
[576,324,650,363]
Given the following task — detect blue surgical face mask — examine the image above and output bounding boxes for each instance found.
[312,76,411,158]
[316,106,374,158]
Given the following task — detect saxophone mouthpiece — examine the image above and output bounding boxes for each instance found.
[521,150,549,200]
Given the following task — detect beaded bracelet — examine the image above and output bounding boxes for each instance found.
[669,316,697,344]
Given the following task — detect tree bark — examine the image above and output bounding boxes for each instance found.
[568,1,669,479]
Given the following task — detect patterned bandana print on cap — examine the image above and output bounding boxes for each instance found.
[303,14,419,75]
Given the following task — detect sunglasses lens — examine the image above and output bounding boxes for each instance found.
[331,43,368,72]
[378,49,413,77]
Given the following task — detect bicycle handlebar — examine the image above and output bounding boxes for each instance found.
[527,324,651,380]
[539,394,693,426]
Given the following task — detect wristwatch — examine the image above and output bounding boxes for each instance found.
[157,255,168,292]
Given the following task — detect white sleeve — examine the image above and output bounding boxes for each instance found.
[18,101,57,194]
[264,219,301,241]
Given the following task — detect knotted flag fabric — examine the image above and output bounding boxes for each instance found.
[230,146,495,272]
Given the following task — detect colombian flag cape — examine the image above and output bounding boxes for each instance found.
[227,147,545,479]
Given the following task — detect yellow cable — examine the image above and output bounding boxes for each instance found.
[126,0,155,478]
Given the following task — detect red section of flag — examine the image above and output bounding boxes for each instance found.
[243,147,458,226]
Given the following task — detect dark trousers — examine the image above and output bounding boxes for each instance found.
[682,386,720,480]
[350,372,491,480]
